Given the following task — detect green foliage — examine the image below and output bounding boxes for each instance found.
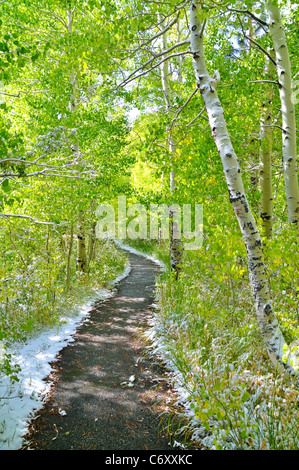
[0,0,299,451]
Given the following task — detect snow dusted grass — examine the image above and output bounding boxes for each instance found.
[156,262,299,450]
[0,242,130,450]
[2,237,298,451]
[124,239,299,450]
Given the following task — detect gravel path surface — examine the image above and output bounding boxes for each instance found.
[22,252,175,450]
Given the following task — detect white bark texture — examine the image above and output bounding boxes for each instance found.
[266,1,299,225]
[190,0,299,383]
[259,51,275,238]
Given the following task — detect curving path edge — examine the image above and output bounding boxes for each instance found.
[22,252,174,450]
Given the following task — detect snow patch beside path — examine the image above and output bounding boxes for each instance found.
[0,261,131,450]
[114,241,166,270]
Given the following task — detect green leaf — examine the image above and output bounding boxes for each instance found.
[241,392,250,402]
[2,179,10,192]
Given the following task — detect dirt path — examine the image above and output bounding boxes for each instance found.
[22,252,176,451]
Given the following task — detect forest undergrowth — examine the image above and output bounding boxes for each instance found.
[0,239,127,380]
[125,220,299,451]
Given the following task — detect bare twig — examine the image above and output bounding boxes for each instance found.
[118,50,191,89]
[186,107,208,128]
[0,214,55,225]
[227,8,268,27]
[170,87,199,130]
[237,14,277,66]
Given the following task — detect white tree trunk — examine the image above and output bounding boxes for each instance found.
[266,0,299,225]
[259,51,275,238]
[190,0,299,383]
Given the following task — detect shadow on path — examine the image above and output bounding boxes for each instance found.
[22,252,175,450]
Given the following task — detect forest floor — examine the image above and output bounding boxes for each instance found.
[21,252,178,451]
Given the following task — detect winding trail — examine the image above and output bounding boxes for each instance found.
[22,252,175,450]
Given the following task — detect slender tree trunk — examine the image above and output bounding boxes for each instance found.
[77,210,87,273]
[67,9,85,275]
[159,16,184,277]
[266,0,299,225]
[46,224,51,265]
[190,0,299,383]
[259,51,275,238]
[87,221,96,272]
[86,200,97,272]
[66,222,74,293]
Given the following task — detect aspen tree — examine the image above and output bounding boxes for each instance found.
[159,15,184,278]
[77,209,87,273]
[67,6,87,272]
[190,0,299,383]
[66,222,74,293]
[259,50,275,238]
[266,0,299,225]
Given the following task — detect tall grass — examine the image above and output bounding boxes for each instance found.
[127,228,299,450]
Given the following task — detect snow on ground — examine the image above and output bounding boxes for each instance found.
[0,242,165,451]
[114,241,166,270]
[0,256,132,451]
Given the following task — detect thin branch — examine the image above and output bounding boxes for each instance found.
[132,14,179,56]
[199,19,207,38]
[227,8,268,27]
[127,1,190,58]
[123,39,190,86]
[237,14,277,66]
[40,10,68,29]
[249,80,279,85]
[117,50,191,89]
[186,107,208,128]
[170,87,199,130]
[0,92,20,98]
[0,214,55,225]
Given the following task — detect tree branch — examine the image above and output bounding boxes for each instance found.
[228,8,268,27]
[237,14,277,66]
[170,86,199,130]
[186,107,208,128]
[118,39,190,89]
[117,50,191,89]
[0,214,55,225]
[40,10,68,29]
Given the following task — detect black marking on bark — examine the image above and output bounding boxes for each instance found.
[256,282,263,292]
[192,25,197,31]
[264,303,272,316]
[260,212,271,221]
